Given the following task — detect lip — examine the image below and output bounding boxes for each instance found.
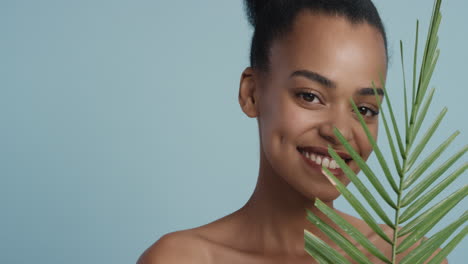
[297,146,352,160]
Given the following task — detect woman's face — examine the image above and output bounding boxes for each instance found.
[254,12,387,201]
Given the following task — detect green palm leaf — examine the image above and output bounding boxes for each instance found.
[405,107,448,172]
[305,0,467,262]
[322,167,392,243]
[305,237,333,264]
[334,128,397,209]
[328,146,394,227]
[399,211,468,264]
[306,210,373,264]
[399,41,409,137]
[427,225,468,264]
[305,230,352,264]
[398,186,468,238]
[400,163,467,222]
[379,75,405,158]
[401,147,467,207]
[371,82,403,176]
[411,87,435,143]
[403,131,461,189]
[314,199,391,263]
[349,99,399,194]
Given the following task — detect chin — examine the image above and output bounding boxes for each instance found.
[283,176,344,204]
[305,185,343,203]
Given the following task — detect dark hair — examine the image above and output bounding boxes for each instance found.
[244,0,388,71]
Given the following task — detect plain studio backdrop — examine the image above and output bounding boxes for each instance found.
[1,0,466,263]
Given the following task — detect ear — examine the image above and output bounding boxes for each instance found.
[238,67,259,118]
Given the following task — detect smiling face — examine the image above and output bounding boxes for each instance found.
[240,11,388,202]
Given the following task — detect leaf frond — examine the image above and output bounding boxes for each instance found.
[350,99,399,193]
[328,146,394,227]
[306,210,373,264]
[403,131,461,190]
[323,168,392,243]
[333,128,397,208]
[379,75,405,158]
[400,41,409,139]
[304,230,351,264]
[372,82,403,176]
[314,200,391,263]
[405,107,448,172]
[398,186,468,242]
[400,163,467,222]
[410,87,435,143]
[402,146,467,206]
[427,225,468,264]
[400,211,468,264]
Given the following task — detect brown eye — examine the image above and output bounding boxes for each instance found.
[357,106,379,117]
[296,92,320,103]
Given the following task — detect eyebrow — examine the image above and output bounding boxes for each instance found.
[290,70,336,89]
[359,87,385,97]
[290,69,385,97]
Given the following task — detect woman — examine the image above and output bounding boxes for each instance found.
[138,0,445,263]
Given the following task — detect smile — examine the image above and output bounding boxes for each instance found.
[297,146,352,174]
[301,151,340,169]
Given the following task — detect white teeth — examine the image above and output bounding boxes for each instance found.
[302,151,342,169]
[315,156,322,165]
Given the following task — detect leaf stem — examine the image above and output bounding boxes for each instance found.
[392,162,406,263]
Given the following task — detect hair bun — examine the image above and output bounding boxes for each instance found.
[244,0,270,27]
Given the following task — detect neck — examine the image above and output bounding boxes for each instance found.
[237,152,335,256]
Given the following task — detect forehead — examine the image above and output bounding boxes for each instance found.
[268,11,387,84]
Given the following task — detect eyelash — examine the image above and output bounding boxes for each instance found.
[295,91,321,104]
[356,106,379,118]
[294,90,379,118]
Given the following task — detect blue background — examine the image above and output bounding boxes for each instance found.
[1,0,466,263]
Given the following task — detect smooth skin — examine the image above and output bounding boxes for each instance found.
[138,12,447,264]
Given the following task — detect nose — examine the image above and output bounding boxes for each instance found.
[318,114,353,146]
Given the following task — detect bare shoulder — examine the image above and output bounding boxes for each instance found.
[137,212,243,264]
[137,230,210,264]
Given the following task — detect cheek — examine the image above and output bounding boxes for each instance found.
[356,123,378,160]
[257,97,312,172]
[259,95,311,148]
[259,103,297,149]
